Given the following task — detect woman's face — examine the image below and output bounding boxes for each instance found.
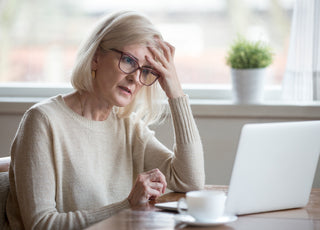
[91,44,153,107]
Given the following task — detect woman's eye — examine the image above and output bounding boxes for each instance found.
[142,68,151,75]
[122,56,136,67]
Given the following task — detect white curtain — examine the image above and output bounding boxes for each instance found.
[282,0,320,101]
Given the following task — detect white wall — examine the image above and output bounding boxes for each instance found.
[1,101,320,187]
[153,116,320,188]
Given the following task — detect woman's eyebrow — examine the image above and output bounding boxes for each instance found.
[124,51,139,62]
[142,64,153,69]
[123,50,154,67]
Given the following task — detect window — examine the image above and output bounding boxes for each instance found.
[0,0,294,96]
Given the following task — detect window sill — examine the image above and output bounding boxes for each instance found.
[0,83,319,119]
[189,99,320,119]
[1,97,320,119]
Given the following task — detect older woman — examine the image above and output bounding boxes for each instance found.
[6,11,205,230]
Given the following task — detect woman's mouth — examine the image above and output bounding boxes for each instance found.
[119,86,132,95]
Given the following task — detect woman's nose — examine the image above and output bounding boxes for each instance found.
[126,69,141,84]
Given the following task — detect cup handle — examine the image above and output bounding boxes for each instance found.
[177,197,188,215]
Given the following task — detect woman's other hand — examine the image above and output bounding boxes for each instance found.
[146,40,184,99]
[128,168,167,207]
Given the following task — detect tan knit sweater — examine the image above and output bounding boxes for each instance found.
[6,94,205,230]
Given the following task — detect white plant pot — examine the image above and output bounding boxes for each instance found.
[231,68,266,104]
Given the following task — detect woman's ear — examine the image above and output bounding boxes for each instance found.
[91,51,100,70]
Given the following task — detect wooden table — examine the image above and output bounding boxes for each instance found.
[86,186,320,230]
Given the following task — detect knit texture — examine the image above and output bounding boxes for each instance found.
[0,172,9,229]
[6,94,205,230]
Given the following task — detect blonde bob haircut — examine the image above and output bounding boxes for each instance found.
[71,11,167,125]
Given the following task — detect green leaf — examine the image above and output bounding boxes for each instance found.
[226,35,273,69]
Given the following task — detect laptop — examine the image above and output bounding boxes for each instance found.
[156,121,320,215]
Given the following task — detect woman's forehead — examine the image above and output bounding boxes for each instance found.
[122,44,153,64]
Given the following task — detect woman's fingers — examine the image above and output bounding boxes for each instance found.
[128,168,167,207]
[156,39,173,62]
[147,46,169,69]
[149,181,164,194]
[146,40,184,99]
[164,41,175,56]
[147,168,167,192]
[146,183,163,200]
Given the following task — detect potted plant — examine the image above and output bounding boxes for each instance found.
[226,36,273,104]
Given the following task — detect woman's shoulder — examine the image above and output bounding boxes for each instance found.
[31,94,61,109]
[23,95,63,121]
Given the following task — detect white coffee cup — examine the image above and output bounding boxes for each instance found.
[177,190,227,222]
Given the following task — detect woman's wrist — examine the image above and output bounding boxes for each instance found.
[165,86,184,99]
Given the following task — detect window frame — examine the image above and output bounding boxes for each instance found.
[0,83,282,101]
[1,84,320,123]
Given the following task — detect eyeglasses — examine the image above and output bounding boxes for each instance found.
[110,48,160,86]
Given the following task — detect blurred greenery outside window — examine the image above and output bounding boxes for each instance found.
[0,0,294,95]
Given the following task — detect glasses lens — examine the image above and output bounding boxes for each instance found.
[119,54,138,73]
[140,68,159,86]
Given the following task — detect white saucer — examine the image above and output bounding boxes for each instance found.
[175,215,238,226]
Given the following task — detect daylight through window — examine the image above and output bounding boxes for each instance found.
[0,0,294,87]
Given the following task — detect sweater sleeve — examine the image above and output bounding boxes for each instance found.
[143,95,205,192]
[8,108,130,230]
